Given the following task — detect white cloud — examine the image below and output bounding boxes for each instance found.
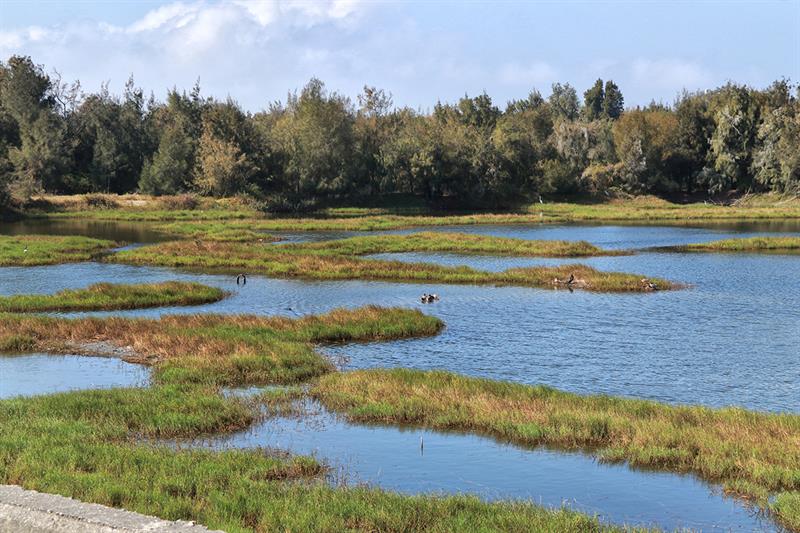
[498,61,557,87]
[631,58,713,91]
[127,2,199,33]
[0,0,375,109]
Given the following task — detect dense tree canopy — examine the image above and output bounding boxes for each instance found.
[0,55,797,211]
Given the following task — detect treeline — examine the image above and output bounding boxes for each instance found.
[0,55,798,211]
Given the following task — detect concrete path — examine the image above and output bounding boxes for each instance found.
[0,485,222,532]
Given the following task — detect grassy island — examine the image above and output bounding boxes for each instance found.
[111,239,673,293]
[284,232,626,257]
[0,282,226,313]
[0,306,443,386]
[662,236,800,254]
[0,234,115,266]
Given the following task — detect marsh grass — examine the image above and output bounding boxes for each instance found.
[0,306,443,387]
[0,307,629,532]
[112,240,673,292]
[285,232,626,257]
[0,234,114,266]
[0,282,226,313]
[660,236,800,254]
[313,368,800,530]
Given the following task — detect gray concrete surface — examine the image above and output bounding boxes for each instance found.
[0,485,222,532]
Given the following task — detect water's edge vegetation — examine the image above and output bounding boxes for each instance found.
[0,282,226,313]
[313,368,800,530]
[658,236,800,254]
[0,308,640,532]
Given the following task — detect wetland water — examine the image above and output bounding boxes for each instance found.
[1,220,798,531]
[184,396,775,532]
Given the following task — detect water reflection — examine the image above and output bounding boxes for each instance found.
[186,397,779,532]
[0,353,149,399]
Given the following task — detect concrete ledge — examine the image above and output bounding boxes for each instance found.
[0,485,222,532]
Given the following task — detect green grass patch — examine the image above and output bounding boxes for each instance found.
[313,368,800,530]
[0,234,115,266]
[285,232,626,257]
[661,236,800,254]
[0,282,226,313]
[111,240,674,292]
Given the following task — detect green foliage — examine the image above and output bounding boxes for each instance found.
[0,56,68,199]
[549,82,580,121]
[708,84,760,192]
[583,79,605,120]
[2,54,798,205]
[603,80,624,120]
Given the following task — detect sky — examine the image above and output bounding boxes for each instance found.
[1,0,798,112]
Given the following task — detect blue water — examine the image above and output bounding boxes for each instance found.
[1,221,798,531]
[0,353,149,399]
[183,397,776,532]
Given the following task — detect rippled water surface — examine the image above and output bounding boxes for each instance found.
[3,221,797,412]
[1,220,798,531]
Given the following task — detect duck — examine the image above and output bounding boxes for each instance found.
[236,273,247,286]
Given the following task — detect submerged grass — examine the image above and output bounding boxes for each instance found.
[0,306,443,387]
[313,368,800,530]
[112,240,673,292]
[661,236,800,254]
[0,282,226,313]
[0,234,115,266]
[285,232,625,257]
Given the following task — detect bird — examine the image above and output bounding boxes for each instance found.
[236,273,247,286]
[567,274,575,285]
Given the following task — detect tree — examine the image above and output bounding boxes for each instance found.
[138,119,194,195]
[195,127,254,196]
[69,79,146,193]
[672,91,714,192]
[707,84,760,192]
[549,83,580,121]
[0,56,68,198]
[270,78,356,209]
[138,88,205,195]
[603,80,624,119]
[753,87,799,192]
[354,86,393,195]
[583,79,604,120]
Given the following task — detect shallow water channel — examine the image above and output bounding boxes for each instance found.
[1,220,798,531]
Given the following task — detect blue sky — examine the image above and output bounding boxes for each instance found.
[1,0,798,111]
